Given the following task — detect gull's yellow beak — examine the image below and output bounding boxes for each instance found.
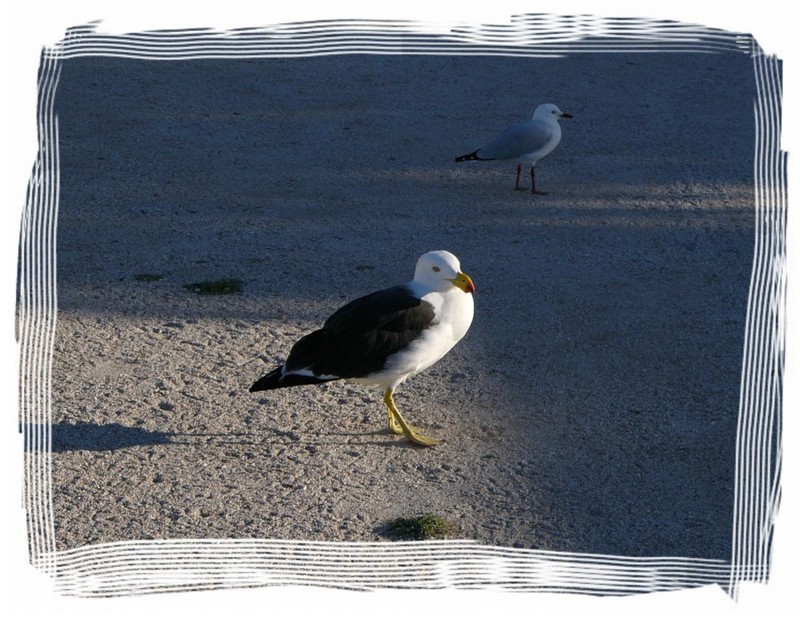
[450,271,476,294]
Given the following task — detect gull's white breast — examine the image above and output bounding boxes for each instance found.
[359,287,474,389]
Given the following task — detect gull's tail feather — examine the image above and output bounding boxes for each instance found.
[249,366,334,392]
[455,150,483,163]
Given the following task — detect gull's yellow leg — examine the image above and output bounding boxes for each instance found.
[382,388,441,447]
[387,403,404,435]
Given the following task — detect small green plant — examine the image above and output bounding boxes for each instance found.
[183,278,244,295]
[385,514,457,540]
[134,273,163,282]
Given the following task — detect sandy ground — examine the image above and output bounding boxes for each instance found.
[47,49,755,560]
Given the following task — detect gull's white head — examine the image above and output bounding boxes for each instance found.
[413,250,475,294]
[533,103,573,122]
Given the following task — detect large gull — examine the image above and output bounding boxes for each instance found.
[456,102,572,194]
[250,250,475,447]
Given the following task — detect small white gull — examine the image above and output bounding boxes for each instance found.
[456,103,572,194]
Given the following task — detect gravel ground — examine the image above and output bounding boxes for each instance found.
[49,49,755,559]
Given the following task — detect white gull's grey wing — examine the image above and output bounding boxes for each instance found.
[476,119,558,163]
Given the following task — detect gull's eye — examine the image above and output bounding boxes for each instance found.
[432,265,441,272]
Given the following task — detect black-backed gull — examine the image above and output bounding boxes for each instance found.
[250,250,475,447]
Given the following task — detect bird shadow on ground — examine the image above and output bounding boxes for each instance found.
[169,429,413,449]
[33,422,175,452]
[33,422,418,453]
